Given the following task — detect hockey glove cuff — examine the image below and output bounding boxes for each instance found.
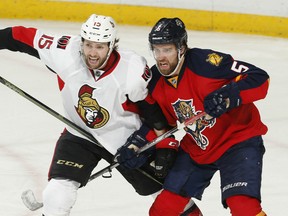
[204,82,241,118]
[156,137,180,150]
[155,148,177,179]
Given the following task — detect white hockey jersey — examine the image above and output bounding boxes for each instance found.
[6,27,151,155]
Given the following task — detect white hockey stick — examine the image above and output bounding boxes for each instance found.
[20,112,207,211]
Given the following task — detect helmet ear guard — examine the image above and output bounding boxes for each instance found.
[149,17,187,49]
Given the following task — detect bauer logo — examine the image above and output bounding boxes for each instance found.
[222,182,248,192]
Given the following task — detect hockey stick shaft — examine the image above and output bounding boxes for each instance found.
[0,76,167,171]
[0,76,162,181]
[1,76,205,213]
[0,76,102,147]
[138,111,207,153]
[89,112,207,182]
[0,76,166,210]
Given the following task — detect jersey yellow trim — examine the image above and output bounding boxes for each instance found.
[256,210,266,216]
[167,76,179,88]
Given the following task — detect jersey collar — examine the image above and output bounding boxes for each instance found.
[91,50,120,81]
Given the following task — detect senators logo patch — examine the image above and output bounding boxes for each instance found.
[206,53,223,66]
[141,65,152,81]
[75,85,109,128]
[172,99,215,150]
[57,36,71,49]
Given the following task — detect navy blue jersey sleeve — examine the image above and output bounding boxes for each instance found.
[186,48,269,91]
[186,48,269,103]
[186,48,236,79]
[230,60,269,91]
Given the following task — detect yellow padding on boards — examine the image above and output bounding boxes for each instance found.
[0,0,287,38]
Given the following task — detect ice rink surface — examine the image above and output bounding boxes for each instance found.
[0,18,287,216]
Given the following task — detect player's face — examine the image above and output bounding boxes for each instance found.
[152,44,179,76]
[82,40,110,69]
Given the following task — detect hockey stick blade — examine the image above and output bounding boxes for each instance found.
[89,112,207,182]
[21,189,43,211]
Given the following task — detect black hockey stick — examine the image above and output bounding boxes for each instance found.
[0,76,164,183]
[0,76,160,207]
[21,112,204,213]
[0,76,205,213]
[0,76,163,171]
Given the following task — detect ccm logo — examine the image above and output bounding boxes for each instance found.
[168,141,179,148]
[57,160,83,169]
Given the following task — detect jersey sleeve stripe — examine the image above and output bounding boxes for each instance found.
[12,26,37,47]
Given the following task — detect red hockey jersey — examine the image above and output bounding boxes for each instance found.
[149,48,269,164]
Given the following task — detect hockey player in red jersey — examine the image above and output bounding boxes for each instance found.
[0,14,198,215]
[147,17,269,216]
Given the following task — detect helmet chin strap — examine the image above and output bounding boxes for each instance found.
[97,47,113,70]
[157,48,185,77]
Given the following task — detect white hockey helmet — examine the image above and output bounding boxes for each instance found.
[81,14,117,48]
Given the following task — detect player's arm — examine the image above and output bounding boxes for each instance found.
[116,90,168,170]
[117,58,176,173]
[125,55,168,130]
[136,94,168,131]
[0,26,39,58]
[130,65,178,177]
[229,60,269,104]
[195,49,269,117]
[0,26,71,75]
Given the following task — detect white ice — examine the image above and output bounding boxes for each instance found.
[0,19,287,216]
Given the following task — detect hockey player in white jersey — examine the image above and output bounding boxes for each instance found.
[0,14,174,216]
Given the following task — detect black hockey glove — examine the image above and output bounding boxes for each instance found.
[115,130,149,169]
[154,137,179,178]
[155,148,177,179]
[204,82,241,118]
